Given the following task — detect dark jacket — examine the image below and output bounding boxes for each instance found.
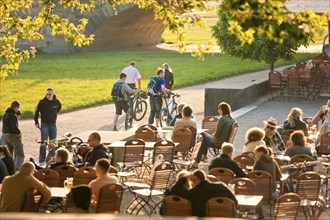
[209,154,246,178]
[190,180,237,217]
[0,160,9,183]
[169,113,182,126]
[34,95,61,124]
[2,108,20,134]
[2,156,15,175]
[283,119,308,136]
[212,115,235,146]
[284,145,312,158]
[84,144,108,166]
[164,69,174,90]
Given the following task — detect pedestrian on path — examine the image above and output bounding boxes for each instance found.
[163,63,174,90]
[34,88,61,165]
[2,101,24,171]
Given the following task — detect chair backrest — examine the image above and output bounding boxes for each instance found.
[320,131,330,155]
[247,170,272,204]
[273,157,283,167]
[319,62,330,75]
[227,122,238,144]
[53,165,77,187]
[151,162,173,190]
[209,168,235,184]
[241,151,255,158]
[290,154,314,163]
[269,71,282,87]
[296,172,321,200]
[108,165,119,176]
[296,61,306,69]
[233,154,255,170]
[135,127,156,142]
[162,195,192,216]
[206,197,236,217]
[20,189,43,212]
[123,139,145,166]
[73,167,96,186]
[172,128,192,157]
[287,72,300,89]
[153,140,175,164]
[63,190,88,213]
[228,178,256,195]
[309,67,326,88]
[96,183,124,213]
[34,168,59,187]
[274,193,301,220]
[281,130,294,145]
[282,66,296,76]
[185,126,197,149]
[202,116,219,134]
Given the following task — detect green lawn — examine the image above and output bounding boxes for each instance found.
[0,51,317,118]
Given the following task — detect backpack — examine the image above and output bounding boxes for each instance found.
[111,82,124,101]
[147,77,160,96]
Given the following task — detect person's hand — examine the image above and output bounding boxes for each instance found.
[35,123,40,129]
[136,88,141,92]
[320,105,327,114]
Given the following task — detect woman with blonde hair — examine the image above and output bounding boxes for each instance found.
[283,107,308,136]
[243,127,266,153]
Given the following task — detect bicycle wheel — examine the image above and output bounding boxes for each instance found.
[125,109,133,130]
[159,108,168,127]
[134,99,147,121]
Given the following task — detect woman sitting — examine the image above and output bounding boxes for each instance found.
[243,127,266,153]
[282,107,308,136]
[0,145,15,175]
[285,130,312,158]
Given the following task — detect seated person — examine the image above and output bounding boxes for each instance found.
[173,105,196,130]
[84,132,108,166]
[193,102,235,167]
[316,109,330,148]
[0,162,51,212]
[89,158,119,203]
[209,142,246,178]
[253,146,282,194]
[263,117,285,152]
[0,160,9,183]
[282,107,308,136]
[0,145,15,175]
[49,147,72,169]
[190,169,237,217]
[169,103,185,126]
[243,127,266,153]
[285,130,312,158]
[311,99,329,125]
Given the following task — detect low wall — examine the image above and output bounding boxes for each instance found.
[204,80,269,117]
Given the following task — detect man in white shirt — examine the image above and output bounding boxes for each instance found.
[122,61,141,89]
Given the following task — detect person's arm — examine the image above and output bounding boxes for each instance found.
[275,132,285,151]
[311,105,326,124]
[34,101,41,126]
[9,115,21,134]
[123,83,138,94]
[32,177,52,206]
[274,159,282,181]
[169,72,174,87]
[137,70,142,89]
[232,162,247,178]
[161,84,170,95]
[213,117,225,137]
[57,99,62,113]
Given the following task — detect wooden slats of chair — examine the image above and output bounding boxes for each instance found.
[185,126,197,149]
[274,193,300,220]
[247,170,272,205]
[151,162,173,190]
[153,140,175,164]
[172,128,192,157]
[53,165,77,187]
[319,131,330,155]
[96,183,124,213]
[73,167,96,186]
[108,165,119,176]
[227,122,238,144]
[20,189,43,212]
[135,127,156,142]
[202,116,219,134]
[162,195,192,216]
[34,168,59,187]
[206,197,236,217]
[123,139,145,169]
[228,178,256,195]
[233,154,255,171]
[296,172,321,200]
[209,168,235,184]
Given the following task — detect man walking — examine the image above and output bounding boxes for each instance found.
[122,61,141,89]
[34,88,62,165]
[163,63,174,90]
[2,101,24,171]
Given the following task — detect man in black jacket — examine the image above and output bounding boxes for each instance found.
[209,142,246,178]
[163,63,174,90]
[34,88,62,165]
[2,101,24,171]
[84,132,108,166]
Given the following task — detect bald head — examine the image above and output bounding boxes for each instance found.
[20,162,35,176]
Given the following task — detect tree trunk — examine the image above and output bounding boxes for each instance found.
[270,61,275,71]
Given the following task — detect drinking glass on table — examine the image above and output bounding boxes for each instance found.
[64,177,73,192]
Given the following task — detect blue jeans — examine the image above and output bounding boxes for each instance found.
[148,98,162,124]
[195,132,217,163]
[39,123,57,163]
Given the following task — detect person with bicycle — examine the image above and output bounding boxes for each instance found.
[112,73,140,131]
[148,68,171,127]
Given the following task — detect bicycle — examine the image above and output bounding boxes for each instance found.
[125,91,148,129]
[159,93,180,127]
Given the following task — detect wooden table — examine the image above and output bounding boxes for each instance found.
[236,195,263,210]
[50,187,68,198]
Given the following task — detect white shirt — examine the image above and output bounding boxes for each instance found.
[122,65,141,84]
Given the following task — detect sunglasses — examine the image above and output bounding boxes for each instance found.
[47,93,53,96]
[266,126,275,130]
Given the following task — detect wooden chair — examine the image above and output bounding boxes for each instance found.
[125,162,173,215]
[287,72,301,100]
[281,129,294,146]
[228,178,256,195]
[34,168,59,187]
[185,126,197,150]
[296,172,324,219]
[305,67,326,100]
[162,195,192,216]
[108,165,119,176]
[247,171,273,206]
[296,61,306,69]
[209,168,235,184]
[289,154,314,181]
[269,71,285,100]
[63,190,88,213]
[274,193,300,220]
[319,131,330,155]
[135,127,156,142]
[206,197,236,217]
[233,154,255,171]
[20,189,43,212]
[303,117,318,130]
[202,116,219,134]
[73,167,96,186]
[95,183,124,213]
[242,151,255,158]
[172,128,192,158]
[227,122,238,144]
[53,165,77,187]
[153,140,175,164]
